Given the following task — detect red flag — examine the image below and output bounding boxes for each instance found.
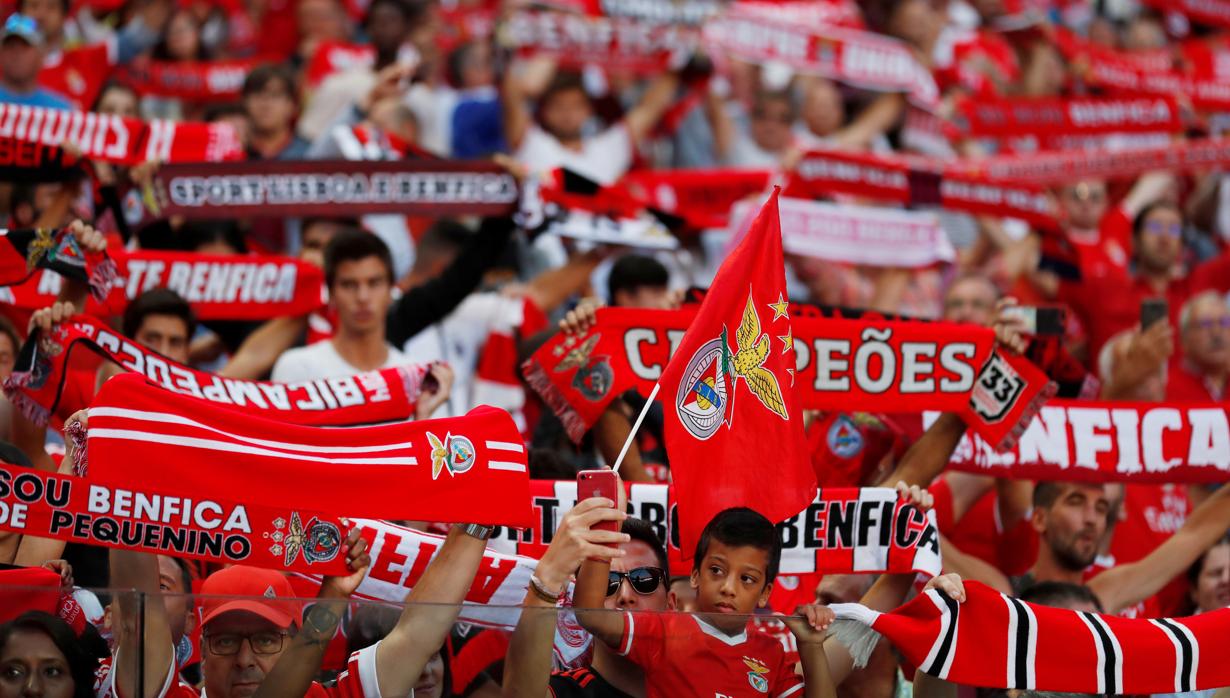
[659,188,815,557]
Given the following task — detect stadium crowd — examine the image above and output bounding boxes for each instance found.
[1,0,1230,696]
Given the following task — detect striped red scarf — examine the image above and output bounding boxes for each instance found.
[832,580,1229,694]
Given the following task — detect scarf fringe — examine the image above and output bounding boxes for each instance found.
[996,378,1058,452]
[88,257,120,303]
[521,357,588,444]
[65,418,88,476]
[827,618,883,669]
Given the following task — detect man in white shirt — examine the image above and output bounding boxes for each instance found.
[273,229,452,419]
[502,58,679,185]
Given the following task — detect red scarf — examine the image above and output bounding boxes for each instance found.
[0,227,116,303]
[939,401,1230,483]
[487,480,942,579]
[703,5,939,108]
[500,10,684,74]
[954,95,1183,138]
[0,461,351,575]
[152,159,519,219]
[832,580,1230,694]
[3,250,324,321]
[87,374,532,524]
[3,315,430,427]
[0,104,243,165]
[119,58,267,102]
[621,169,773,230]
[523,306,1053,449]
[1142,0,1230,31]
[305,41,376,86]
[0,566,88,635]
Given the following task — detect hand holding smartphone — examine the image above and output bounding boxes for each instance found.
[1001,305,1065,336]
[577,469,621,546]
[1141,298,1168,330]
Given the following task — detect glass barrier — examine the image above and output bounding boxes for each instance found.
[0,585,847,698]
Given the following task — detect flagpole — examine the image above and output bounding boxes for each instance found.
[611,383,661,474]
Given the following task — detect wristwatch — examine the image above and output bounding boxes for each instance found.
[460,523,495,540]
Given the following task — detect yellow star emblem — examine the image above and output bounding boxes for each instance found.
[768,293,789,321]
[778,332,793,354]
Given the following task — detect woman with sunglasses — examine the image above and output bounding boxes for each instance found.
[504,496,672,698]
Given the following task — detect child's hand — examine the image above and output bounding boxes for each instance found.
[923,573,967,603]
[894,481,935,512]
[784,603,835,645]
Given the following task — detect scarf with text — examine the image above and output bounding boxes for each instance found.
[1144,0,1230,31]
[831,581,1230,694]
[151,159,519,219]
[485,480,942,578]
[953,95,1184,138]
[498,10,685,74]
[0,227,117,303]
[784,148,1059,228]
[1,250,325,321]
[0,140,84,182]
[2,315,430,427]
[621,169,773,230]
[522,306,1054,449]
[932,402,1230,483]
[0,461,352,575]
[0,104,243,166]
[118,58,265,102]
[702,5,939,108]
[726,196,955,268]
[86,374,533,524]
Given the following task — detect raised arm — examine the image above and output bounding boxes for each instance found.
[1091,481,1230,615]
[876,413,966,488]
[502,499,626,698]
[624,71,681,144]
[502,56,557,151]
[218,316,309,379]
[252,529,369,698]
[111,548,177,698]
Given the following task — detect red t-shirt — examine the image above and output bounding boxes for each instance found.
[94,643,383,698]
[930,478,1036,577]
[617,612,804,698]
[1111,483,1191,617]
[1066,209,1133,282]
[1166,362,1227,402]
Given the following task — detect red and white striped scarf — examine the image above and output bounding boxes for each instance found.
[832,581,1229,694]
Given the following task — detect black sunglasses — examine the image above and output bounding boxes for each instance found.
[606,567,667,597]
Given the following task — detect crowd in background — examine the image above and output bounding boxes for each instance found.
[1,0,1230,695]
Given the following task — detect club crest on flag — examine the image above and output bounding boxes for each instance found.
[827,414,864,458]
[428,432,477,480]
[26,228,84,272]
[675,289,788,440]
[743,656,770,693]
[552,333,613,402]
[269,512,342,566]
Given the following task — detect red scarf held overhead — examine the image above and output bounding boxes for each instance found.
[0,104,243,165]
[86,374,533,526]
[0,227,116,303]
[2,250,325,321]
[3,315,431,427]
[499,10,686,75]
[935,402,1230,483]
[702,5,939,108]
[953,95,1183,138]
[118,58,267,102]
[488,480,943,579]
[832,581,1230,694]
[621,169,773,230]
[523,306,1053,450]
[0,461,352,575]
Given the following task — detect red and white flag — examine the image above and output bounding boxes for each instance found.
[658,188,815,556]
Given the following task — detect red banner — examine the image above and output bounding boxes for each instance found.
[498,10,685,74]
[955,96,1183,138]
[938,402,1230,483]
[621,168,772,230]
[120,58,265,102]
[0,462,350,574]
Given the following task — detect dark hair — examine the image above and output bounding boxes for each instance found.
[1187,533,1230,588]
[203,102,246,124]
[122,288,196,341]
[540,71,588,109]
[18,0,70,16]
[151,9,210,62]
[364,0,429,28]
[751,90,797,121]
[0,440,34,468]
[607,254,668,305]
[693,507,781,584]
[90,81,138,112]
[527,448,577,480]
[0,315,19,352]
[1131,200,1182,239]
[446,41,482,88]
[412,219,471,272]
[1018,581,1104,612]
[622,517,669,573]
[164,555,193,595]
[177,220,247,255]
[324,229,394,288]
[1031,481,1065,509]
[345,603,452,693]
[242,63,297,103]
[0,611,108,698]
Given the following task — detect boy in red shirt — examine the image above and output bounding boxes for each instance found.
[575,507,836,698]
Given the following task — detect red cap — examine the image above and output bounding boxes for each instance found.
[199,566,301,630]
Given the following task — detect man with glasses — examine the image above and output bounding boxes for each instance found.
[1168,290,1230,402]
[503,497,672,698]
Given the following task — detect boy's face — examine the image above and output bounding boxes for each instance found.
[690,540,773,632]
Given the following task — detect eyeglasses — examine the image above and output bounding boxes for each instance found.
[606,567,666,597]
[205,631,288,656]
[1145,220,1183,238]
[1194,317,1230,331]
